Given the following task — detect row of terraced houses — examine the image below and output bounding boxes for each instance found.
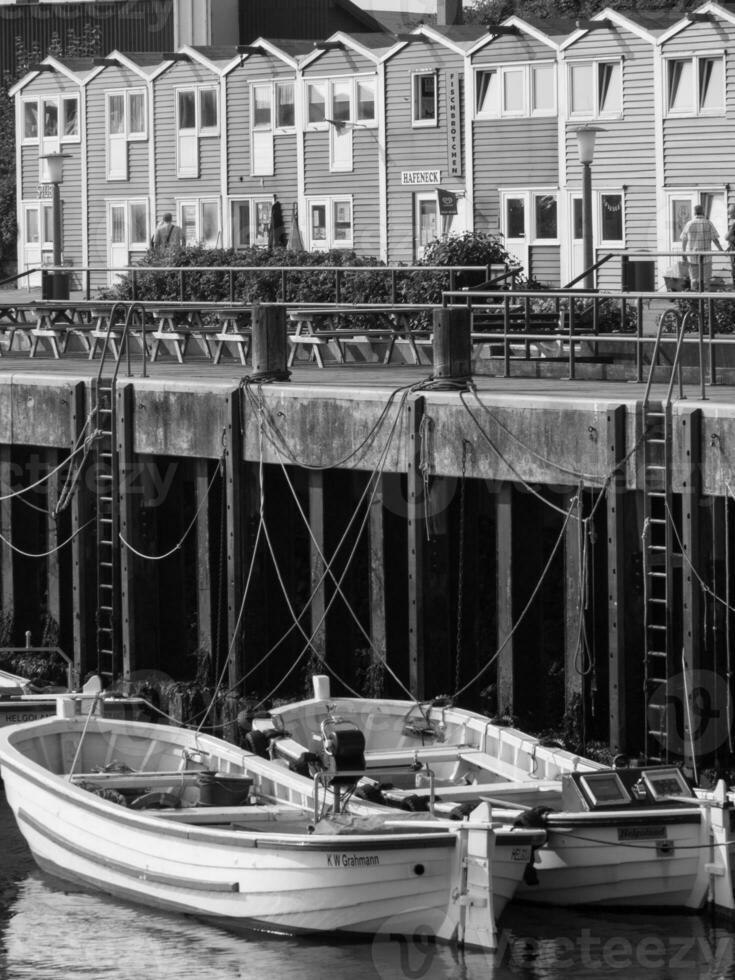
[10,1,735,292]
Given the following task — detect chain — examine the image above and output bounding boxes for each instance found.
[455,439,471,695]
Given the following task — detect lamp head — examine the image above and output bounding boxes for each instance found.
[40,151,71,184]
[575,125,605,164]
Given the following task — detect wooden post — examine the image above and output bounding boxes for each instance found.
[564,488,583,711]
[368,476,387,687]
[309,470,327,662]
[495,482,514,715]
[195,458,213,663]
[117,383,136,681]
[606,406,627,754]
[70,381,91,685]
[407,395,425,698]
[0,445,13,633]
[46,449,61,638]
[225,387,244,730]
[681,410,702,672]
[251,304,290,380]
[432,307,472,381]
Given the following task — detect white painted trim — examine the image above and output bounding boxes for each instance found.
[653,38,666,262]
[80,83,88,277]
[463,55,474,235]
[220,73,229,247]
[560,8,656,52]
[377,61,387,261]
[14,95,22,277]
[414,25,472,57]
[296,67,306,247]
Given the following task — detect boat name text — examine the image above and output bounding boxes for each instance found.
[326,853,380,868]
[617,825,667,841]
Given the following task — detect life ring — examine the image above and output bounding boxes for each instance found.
[129,791,181,810]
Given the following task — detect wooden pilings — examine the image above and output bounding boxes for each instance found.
[251,305,290,381]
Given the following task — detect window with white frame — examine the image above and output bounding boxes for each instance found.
[106,89,147,181]
[178,199,221,247]
[666,55,724,116]
[22,94,80,143]
[599,192,624,245]
[307,197,353,249]
[569,60,622,118]
[177,86,219,178]
[413,72,437,126]
[108,200,149,249]
[304,75,377,128]
[501,190,560,243]
[533,193,558,241]
[475,63,556,118]
[231,198,273,248]
[251,83,274,176]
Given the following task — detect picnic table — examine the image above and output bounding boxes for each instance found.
[148,301,252,363]
[286,304,435,368]
[27,301,107,358]
[0,304,30,354]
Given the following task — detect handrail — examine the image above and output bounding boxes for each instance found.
[0,645,74,689]
[0,268,39,288]
[562,252,615,290]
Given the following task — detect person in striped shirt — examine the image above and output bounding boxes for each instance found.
[680,204,723,290]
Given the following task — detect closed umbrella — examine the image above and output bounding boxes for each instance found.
[287,203,304,251]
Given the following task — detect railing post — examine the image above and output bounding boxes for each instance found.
[391,269,397,304]
[636,295,644,383]
[503,295,510,378]
[335,269,341,304]
[698,296,707,400]
[568,298,576,380]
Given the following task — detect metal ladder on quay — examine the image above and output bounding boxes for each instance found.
[641,306,693,763]
[92,302,147,686]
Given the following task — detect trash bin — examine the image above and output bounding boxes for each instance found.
[41,270,70,300]
[622,258,656,292]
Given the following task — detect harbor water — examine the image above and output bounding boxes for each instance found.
[0,788,733,980]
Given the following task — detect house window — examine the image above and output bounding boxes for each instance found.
[413,72,437,126]
[232,198,272,248]
[475,63,556,118]
[23,95,80,144]
[534,194,558,241]
[251,84,274,176]
[178,199,221,247]
[177,86,218,179]
[43,100,58,138]
[23,101,38,140]
[129,202,148,246]
[276,82,295,128]
[107,90,147,140]
[307,197,353,249]
[600,193,624,244]
[666,56,724,115]
[569,61,622,118]
[252,85,272,128]
[304,76,377,128]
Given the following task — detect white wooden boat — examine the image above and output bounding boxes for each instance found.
[255,677,728,911]
[0,706,544,949]
[0,674,146,728]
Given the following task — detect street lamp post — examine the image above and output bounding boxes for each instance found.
[575,126,605,290]
[40,152,71,299]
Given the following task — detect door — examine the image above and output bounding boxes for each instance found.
[22,204,50,287]
[108,204,129,285]
[570,195,585,285]
[414,193,438,259]
[501,194,529,275]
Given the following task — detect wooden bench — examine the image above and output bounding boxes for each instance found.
[28,304,93,358]
[213,307,252,365]
[287,305,434,367]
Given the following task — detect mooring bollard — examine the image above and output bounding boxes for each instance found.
[432,307,472,384]
[250,304,290,381]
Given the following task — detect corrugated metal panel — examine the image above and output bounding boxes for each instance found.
[1,2,174,74]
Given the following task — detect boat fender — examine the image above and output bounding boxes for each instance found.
[244,730,269,758]
[512,805,553,829]
[289,751,322,777]
[129,791,182,810]
[522,862,539,886]
[400,794,431,813]
[447,801,476,821]
[612,753,629,769]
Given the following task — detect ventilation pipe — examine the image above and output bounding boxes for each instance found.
[437,0,463,26]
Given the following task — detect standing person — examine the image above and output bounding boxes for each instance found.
[726,204,735,286]
[680,204,723,290]
[151,212,183,251]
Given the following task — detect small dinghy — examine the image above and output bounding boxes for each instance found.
[254,677,728,911]
[0,703,544,949]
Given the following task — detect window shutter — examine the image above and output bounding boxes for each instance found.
[251,130,274,176]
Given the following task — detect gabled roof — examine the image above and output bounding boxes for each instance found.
[560,8,659,51]
[469,15,567,56]
[224,37,316,76]
[396,23,484,56]
[300,29,400,69]
[8,54,93,96]
[367,10,427,34]
[85,50,168,85]
[658,1,735,44]
[185,45,240,72]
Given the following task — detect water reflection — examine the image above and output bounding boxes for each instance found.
[0,791,733,980]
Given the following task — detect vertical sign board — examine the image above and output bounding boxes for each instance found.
[446,71,462,177]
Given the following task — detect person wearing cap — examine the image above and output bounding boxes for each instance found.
[726,204,735,286]
[152,212,183,251]
[680,204,723,290]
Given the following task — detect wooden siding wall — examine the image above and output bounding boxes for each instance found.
[661,21,735,187]
[303,48,381,255]
[0,2,173,75]
[86,65,152,292]
[18,73,84,276]
[226,58,299,206]
[472,36,559,241]
[384,41,466,263]
[153,61,223,219]
[528,245,560,287]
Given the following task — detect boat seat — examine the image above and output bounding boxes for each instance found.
[70,770,209,789]
[363,745,466,767]
[457,749,541,782]
[144,804,309,825]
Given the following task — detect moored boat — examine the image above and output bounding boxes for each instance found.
[254,677,730,911]
[0,706,544,949]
